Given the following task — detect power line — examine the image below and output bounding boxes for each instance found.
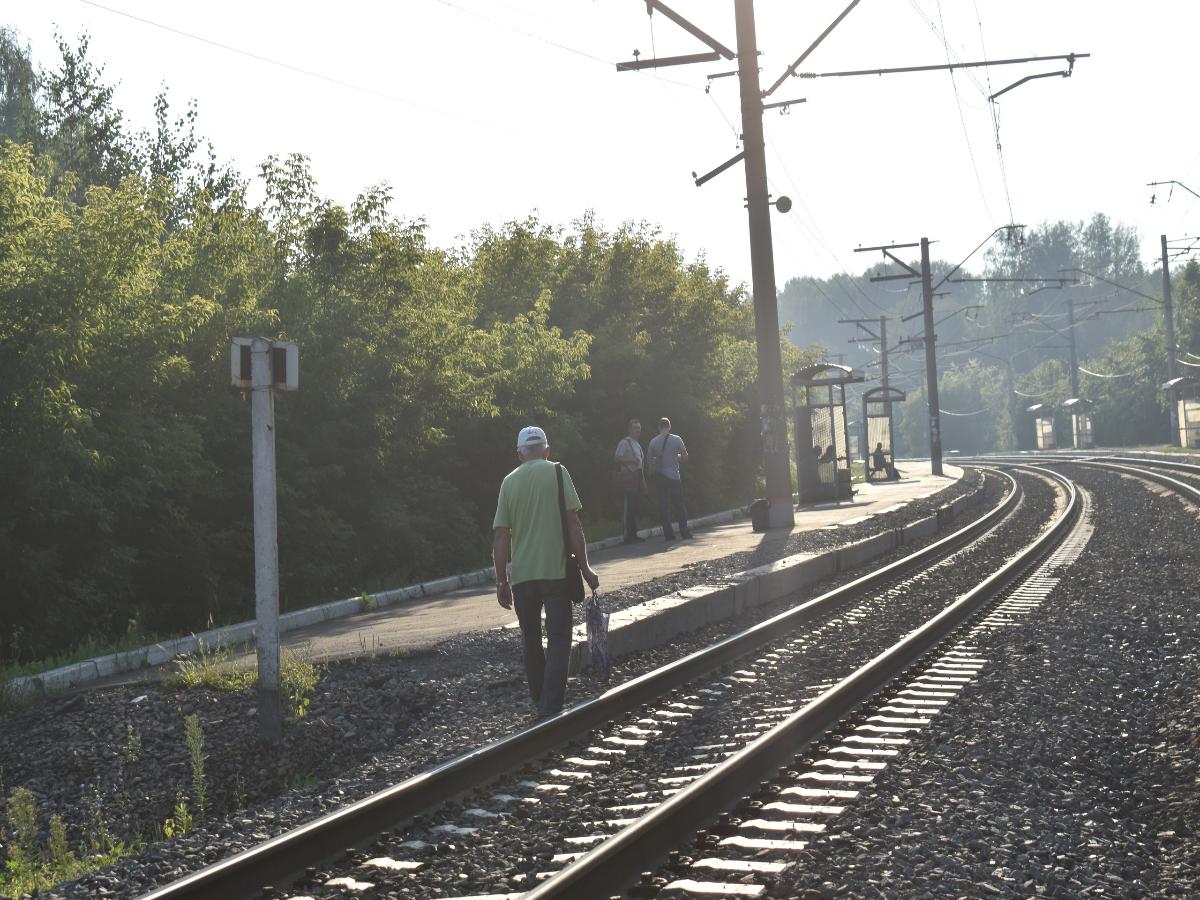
[430,0,613,67]
[970,1,1016,224]
[80,0,457,119]
[1078,366,1134,379]
[764,129,886,314]
[929,0,993,222]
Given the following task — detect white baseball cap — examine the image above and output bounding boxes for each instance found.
[516,425,548,449]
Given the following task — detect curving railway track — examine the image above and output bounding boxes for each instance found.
[119,465,1042,899]
[122,457,1199,899]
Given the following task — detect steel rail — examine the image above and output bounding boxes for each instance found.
[961,452,1200,481]
[139,468,1017,900]
[529,466,1077,899]
[1065,458,1200,503]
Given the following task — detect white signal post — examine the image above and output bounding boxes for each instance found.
[232,337,299,743]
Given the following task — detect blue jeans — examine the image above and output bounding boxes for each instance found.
[513,579,573,716]
[655,477,690,539]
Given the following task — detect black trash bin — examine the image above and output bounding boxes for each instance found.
[750,498,770,532]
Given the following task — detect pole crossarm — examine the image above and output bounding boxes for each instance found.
[857,243,921,284]
[900,292,949,322]
[763,97,807,111]
[988,55,1084,100]
[617,50,720,71]
[839,317,881,341]
[1148,180,1200,202]
[693,150,746,187]
[646,0,735,59]
[934,305,983,328]
[930,225,1023,295]
[792,52,1088,81]
[617,1,734,71]
[763,0,864,97]
[1058,267,1163,307]
[950,276,1077,285]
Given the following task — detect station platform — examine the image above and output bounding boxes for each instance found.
[12,461,966,697]
[259,461,963,666]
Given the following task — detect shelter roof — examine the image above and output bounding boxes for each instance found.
[791,363,865,387]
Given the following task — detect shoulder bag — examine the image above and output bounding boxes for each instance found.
[556,463,587,605]
[610,437,641,494]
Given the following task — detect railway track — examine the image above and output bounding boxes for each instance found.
[137,466,1082,900]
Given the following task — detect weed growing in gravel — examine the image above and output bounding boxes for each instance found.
[164,638,255,692]
[0,787,131,896]
[232,773,247,811]
[164,640,322,719]
[282,647,321,719]
[289,772,320,790]
[162,792,193,839]
[119,723,142,766]
[184,715,207,820]
[357,631,382,663]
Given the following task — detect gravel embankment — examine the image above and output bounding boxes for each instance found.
[285,472,1049,898]
[771,463,1200,899]
[0,471,985,898]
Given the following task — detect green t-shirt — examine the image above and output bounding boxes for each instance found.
[493,459,582,586]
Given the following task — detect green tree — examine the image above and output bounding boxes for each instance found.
[0,27,38,144]
[39,32,135,192]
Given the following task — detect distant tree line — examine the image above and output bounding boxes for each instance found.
[0,31,812,664]
[778,216,1197,458]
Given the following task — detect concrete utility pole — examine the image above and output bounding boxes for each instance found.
[735,0,794,528]
[1162,234,1180,444]
[919,239,944,476]
[250,338,282,742]
[232,336,299,743]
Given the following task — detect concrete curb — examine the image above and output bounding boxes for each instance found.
[566,482,982,675]
[12,468,970,698]
[9,505,750,698]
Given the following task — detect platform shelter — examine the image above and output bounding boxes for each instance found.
[1027,403,1057,451]
[792,363,864,504]
[1061,398,1094,449]
[1164,377,1200,449]
[862,386,906,481]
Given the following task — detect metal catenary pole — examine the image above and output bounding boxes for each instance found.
[879,315,890,394]
[250,337,282,742]
[735,0,795,527]
[1066,297,1080,398]
[1162,234,1180,444]
[919,238,943,475]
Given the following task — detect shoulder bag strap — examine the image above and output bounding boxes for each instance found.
[556,463,571,559]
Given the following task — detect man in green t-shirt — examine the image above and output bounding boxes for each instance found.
[493,426,600,718]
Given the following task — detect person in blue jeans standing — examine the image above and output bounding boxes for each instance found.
[647,417,692,541]
[492,426,599,719]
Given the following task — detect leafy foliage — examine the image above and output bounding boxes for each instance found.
[0,34,776,664]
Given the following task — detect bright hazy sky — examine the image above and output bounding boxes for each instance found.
[7,1,1200,297]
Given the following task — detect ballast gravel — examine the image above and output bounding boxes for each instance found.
[770,463,1200,899]
[290,472,1047,898]
[1,470,983,899]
